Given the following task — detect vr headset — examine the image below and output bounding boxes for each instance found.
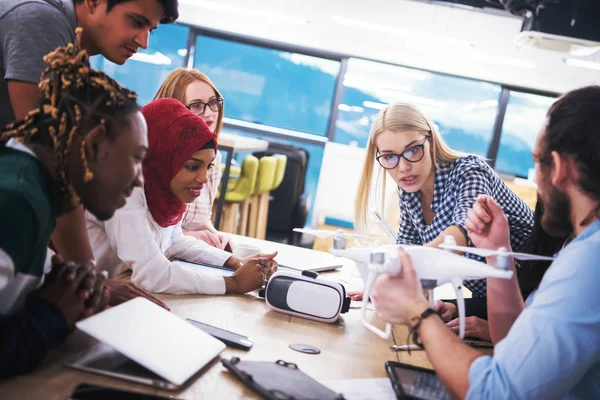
[261,270,351,324]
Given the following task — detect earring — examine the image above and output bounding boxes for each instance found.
[81,139,94,183]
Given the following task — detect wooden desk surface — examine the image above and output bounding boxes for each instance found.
[0,262,488,399]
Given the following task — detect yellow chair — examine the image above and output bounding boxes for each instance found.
[246,156,277,238]
[272,155,287,190]
[220,165,240,192]
[255,155,287,239]
[215,155,259,234]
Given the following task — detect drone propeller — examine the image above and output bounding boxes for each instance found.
[293,228,381,240]
[438,244,555,261]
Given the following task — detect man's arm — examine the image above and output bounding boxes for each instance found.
[372,250,483,399]
[415,309,483,399]
[484,257,524,343]
[3,2,75,119]
[50,206,94,263]
[8,79,94,263]
[7,81,41,121]
[464,196,525,343]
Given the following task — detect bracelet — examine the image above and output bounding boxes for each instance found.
[407,308,442,352]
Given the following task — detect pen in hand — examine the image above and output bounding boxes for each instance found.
[390,344,422,351]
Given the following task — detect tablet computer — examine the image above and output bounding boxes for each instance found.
[66,343,177,390]
[68,382,182,400]
[385,361,451,400]
[68,298,226,390]
[174,259,234,276]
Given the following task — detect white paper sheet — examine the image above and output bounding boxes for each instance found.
[322,378,397,400]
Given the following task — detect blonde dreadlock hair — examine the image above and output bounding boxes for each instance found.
[1,28,139,207]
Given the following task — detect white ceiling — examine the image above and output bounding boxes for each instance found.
[177,0,600,94]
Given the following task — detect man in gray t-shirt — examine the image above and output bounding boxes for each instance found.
[0,0,178,302]
[0,0,76,128]
[1,0,178,128]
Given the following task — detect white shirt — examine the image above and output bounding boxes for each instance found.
[86,187,232,295]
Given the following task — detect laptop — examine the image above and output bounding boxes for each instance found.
[67,298,226,390]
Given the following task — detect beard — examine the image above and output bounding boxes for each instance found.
[541,183,573,237]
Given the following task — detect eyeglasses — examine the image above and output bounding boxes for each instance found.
[185,97,224,116]
[376,137,428,169]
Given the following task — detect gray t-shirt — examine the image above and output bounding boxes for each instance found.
[0,0,76,128]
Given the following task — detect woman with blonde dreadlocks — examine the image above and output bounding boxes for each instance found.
[0,33,146,378]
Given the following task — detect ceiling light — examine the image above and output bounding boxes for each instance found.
[182,0,309,26]
[564,58,600,71]
[332,15,471,49]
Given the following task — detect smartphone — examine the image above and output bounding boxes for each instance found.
[186,318,253,350]
[68,383,181,400]
[385,361,451,400]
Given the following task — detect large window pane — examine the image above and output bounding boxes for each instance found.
[193,36,340,136]
[90,24,189,106]
[496,91,556,177]
[221,128,324,227]
[334,58,501,157]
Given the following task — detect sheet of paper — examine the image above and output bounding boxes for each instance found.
[349,300,375,311]
[322,378,396,400]
[230,234,343,271]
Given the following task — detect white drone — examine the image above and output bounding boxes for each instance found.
[297,227,554,340]
[332,237,554,339]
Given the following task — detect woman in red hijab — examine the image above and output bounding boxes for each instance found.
[85,98,277,295]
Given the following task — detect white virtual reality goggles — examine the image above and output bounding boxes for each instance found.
[262,270,351,324]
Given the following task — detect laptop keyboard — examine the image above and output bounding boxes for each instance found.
[406,372,451,400]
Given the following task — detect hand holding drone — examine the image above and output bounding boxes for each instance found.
[296,227,553,340]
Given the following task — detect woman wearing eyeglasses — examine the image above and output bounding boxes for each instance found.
[154,69,230,250]
[354,103,534,300]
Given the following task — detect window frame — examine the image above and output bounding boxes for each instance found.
[177,22,560,177]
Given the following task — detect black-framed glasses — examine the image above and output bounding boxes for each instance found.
[376,137,428,169]
[185,97,224,115]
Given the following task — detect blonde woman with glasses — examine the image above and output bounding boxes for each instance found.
[154,68,230,250]
[354,103,534,301]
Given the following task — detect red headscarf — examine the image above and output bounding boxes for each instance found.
[141,98,217,227]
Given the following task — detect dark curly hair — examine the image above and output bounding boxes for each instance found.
[1,28,139,207]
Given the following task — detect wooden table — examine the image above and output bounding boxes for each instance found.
[214,134,269,230]
[0,257,489,399]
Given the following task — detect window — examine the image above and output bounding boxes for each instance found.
[221,128,324,226]
[495,91,556,178]
[333,58,502,157]
[193,36,340,136]
[89,24,190,106]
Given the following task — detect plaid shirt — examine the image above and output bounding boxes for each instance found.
[396,155,534,297]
